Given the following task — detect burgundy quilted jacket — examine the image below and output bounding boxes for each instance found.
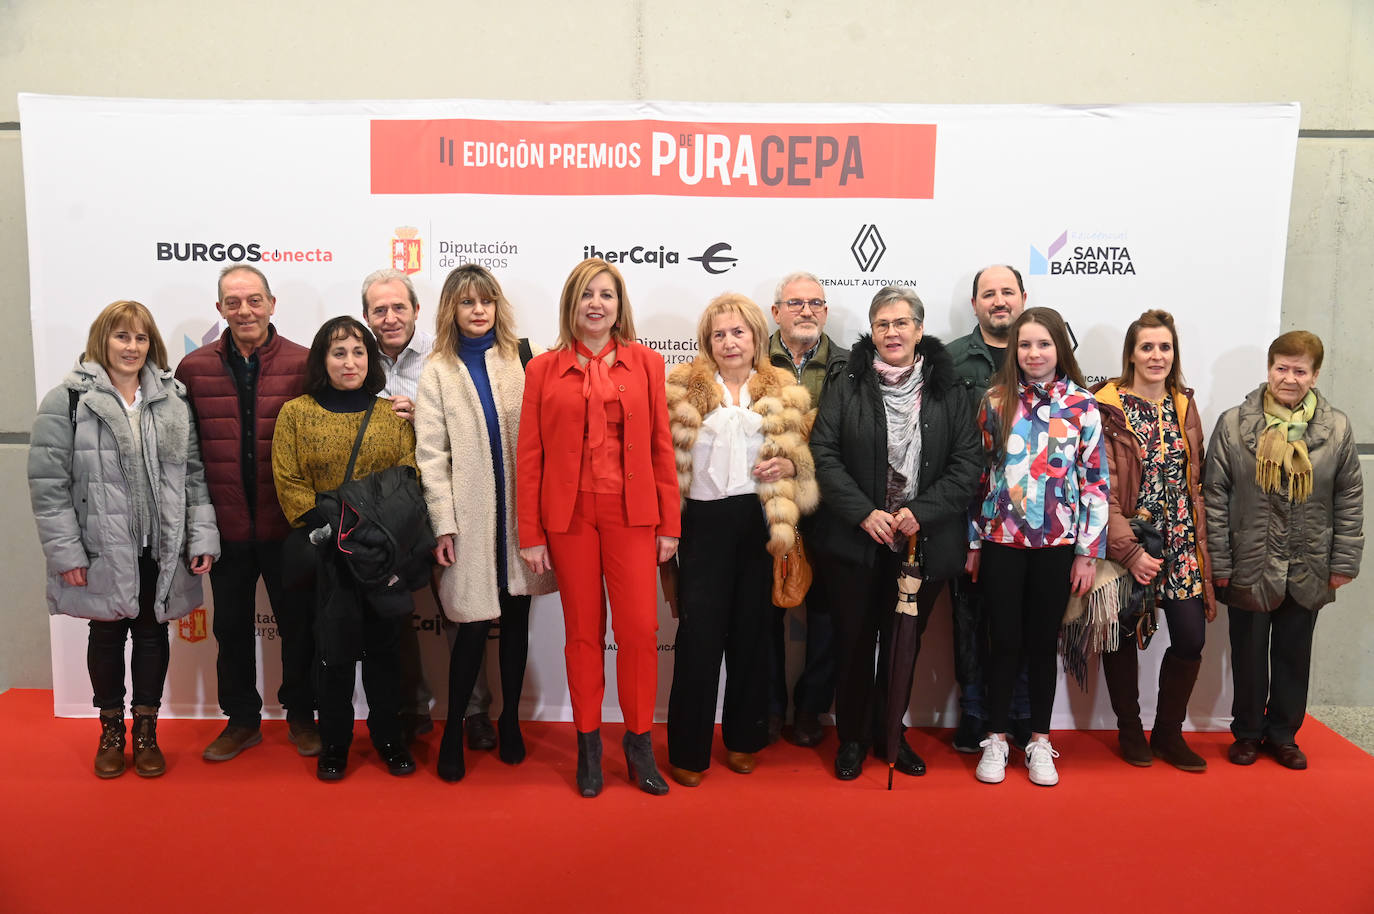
[174,326,307,542]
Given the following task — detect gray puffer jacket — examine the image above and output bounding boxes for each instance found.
[28,360,220,622]
[1202,383,1363,612]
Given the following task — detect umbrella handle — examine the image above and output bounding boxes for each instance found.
[906,534,917,564]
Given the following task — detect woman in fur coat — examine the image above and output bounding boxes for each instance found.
[664,293,818,786]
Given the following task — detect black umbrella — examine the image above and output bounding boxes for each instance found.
[884,535,922,790]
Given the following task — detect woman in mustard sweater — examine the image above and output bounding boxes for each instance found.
[273,315,418,782]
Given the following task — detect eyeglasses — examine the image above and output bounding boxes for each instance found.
[777,298,827,313]
[871,318,919,334]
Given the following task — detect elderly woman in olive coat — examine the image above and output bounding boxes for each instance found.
[1203,330,1362,770]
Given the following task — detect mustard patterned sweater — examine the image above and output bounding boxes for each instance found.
[272,393,418,528]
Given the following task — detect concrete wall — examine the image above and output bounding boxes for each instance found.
[2,0,1369,701]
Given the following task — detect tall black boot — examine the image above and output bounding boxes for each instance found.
[576,729,603,798]
[1151,651,1207,772]
[438,622,490,783]
[497,600,531,765]
[1101,645,1151,766]
[623,730,669,796]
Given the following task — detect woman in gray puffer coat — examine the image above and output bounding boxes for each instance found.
[1203,330,1362,771]
[28,301,219,779]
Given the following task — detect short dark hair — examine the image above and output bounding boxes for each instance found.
[1268,330,1324,371]
[971,264,1025,300]
[303,316,386,396]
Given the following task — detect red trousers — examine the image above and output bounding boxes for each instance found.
[546,491,659,734]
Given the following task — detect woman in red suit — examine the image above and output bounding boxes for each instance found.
[517,258,681,797]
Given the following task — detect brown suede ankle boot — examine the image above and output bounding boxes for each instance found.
[131,705,166,777]
[1151,652,1207,772]
[95,709,126,778]
[1102,645,1151,766]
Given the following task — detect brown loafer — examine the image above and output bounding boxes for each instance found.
[669,765,704,787]
[203,725,263,762]
[1227,738,1261,766]
[1263,739,1308,770]
[725,751,757,774]
[288,720,322,757]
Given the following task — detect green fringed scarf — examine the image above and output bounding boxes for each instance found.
[1257,389,1315,503]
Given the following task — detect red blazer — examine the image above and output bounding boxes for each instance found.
[517,341,681,547]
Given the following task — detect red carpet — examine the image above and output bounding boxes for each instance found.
[1,688,1371,913]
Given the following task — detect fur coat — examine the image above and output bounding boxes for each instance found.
[666,360,819,557]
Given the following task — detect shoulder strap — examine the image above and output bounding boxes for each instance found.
[68,388,80,428]
[342,400,378,484]
[518,337,533,371]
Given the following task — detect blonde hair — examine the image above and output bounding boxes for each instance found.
[433,264,520,361]
[555,258,637,349]
[696,293,770,374]
[83,300,168,373]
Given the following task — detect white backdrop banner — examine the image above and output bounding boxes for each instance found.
[20,96,1299,728]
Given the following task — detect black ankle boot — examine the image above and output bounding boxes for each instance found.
[437,721,465,782]
[622,730,669,796]
[576,729,603,797]
[498,714,525,765]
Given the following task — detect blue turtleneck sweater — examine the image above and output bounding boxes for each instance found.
[458,330,508,588]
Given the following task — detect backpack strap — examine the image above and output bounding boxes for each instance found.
[518,337,533,371]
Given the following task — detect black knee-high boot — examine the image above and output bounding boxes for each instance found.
[438,621,491,782]
[1101,645,1151,766]
[1151,650,1206,772]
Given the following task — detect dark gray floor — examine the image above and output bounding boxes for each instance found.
[1310,705,1374,754]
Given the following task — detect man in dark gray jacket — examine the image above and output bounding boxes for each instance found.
[945,265,1032,752]
[766,270,849,748]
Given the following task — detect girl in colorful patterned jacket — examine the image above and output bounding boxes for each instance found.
[966,307,1109,787]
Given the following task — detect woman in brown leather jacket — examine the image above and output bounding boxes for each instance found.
[1092,310,1215,771]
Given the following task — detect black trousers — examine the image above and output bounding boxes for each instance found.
[767,554,837,718]
[88,551,168,711]
[948,572,1031,721]
[315,600,404,749]
[1228,595,1319,745]
[821,549,940,747]
[209,539,315,727]
[980,542,1076,734]
[668,496,772,772]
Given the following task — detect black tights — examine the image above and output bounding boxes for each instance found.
[445,590,532,727]
[1159,596,1206,661]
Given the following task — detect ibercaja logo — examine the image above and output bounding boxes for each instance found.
[177,607,209,644]
[392,226,422,275]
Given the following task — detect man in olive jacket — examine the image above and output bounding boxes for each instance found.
[945,265,1032,752]
[175,265,314,762]
[767,270,849,747]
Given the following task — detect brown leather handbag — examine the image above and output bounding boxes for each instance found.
[772,527,813,608]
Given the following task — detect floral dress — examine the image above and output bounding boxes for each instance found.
[1120,391,1202,600]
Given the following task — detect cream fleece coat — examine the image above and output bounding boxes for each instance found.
[666,360,819,557]
[416,346,556,623]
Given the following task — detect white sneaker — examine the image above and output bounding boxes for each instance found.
[975,735,1009,783]
[1025,736,1060,786]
